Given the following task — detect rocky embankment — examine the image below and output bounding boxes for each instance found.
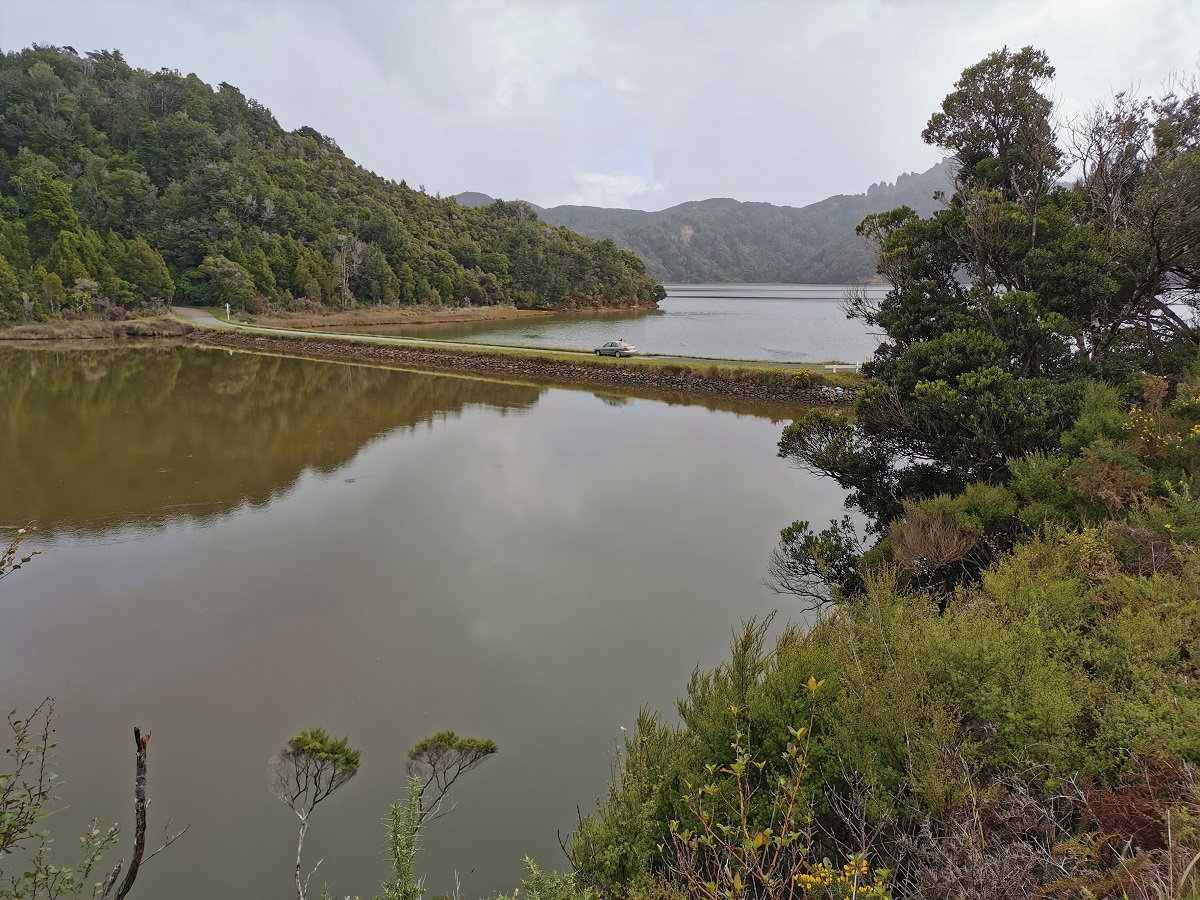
[193,331,858,406]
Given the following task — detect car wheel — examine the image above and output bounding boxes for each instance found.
[595,350,601,355]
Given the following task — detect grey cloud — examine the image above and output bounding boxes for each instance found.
[3,0,1198,209]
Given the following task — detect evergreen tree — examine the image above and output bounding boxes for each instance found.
[115,235,175,304]
[775,46,1200,600]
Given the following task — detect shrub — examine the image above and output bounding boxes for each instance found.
[574,528,1200,897]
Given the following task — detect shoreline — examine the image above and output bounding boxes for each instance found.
[0,316,195,340]
[0,300,652,339]
[0,310,861,407]
[238,303,562,330]
[189,330,857,406]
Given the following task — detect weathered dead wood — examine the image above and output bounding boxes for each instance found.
[100,727,188,900]
[112,727,150,900]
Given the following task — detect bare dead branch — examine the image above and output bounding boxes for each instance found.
[101,859,123,899]
[97,726,187,900]
[142,820,191,864]
[112,727,150,900]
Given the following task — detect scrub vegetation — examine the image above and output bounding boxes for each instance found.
[572,48,1200,900]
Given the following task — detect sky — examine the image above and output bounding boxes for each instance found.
[2,0,1199,211]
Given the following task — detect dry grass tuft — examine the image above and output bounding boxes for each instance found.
[0,317,194,340]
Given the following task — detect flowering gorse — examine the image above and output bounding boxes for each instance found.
[665,678,891,900]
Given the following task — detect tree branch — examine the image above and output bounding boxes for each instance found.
[142,820,191,864]
[112,727,150,900]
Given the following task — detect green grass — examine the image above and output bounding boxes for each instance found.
[183,312,865,389]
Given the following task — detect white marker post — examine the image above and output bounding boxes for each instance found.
[224,302,231,321]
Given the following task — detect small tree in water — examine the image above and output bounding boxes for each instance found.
[406,731,497,824]
[268,728,361,900]
[379,732,498,900]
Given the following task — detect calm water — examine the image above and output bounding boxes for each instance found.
[0,344,848,900]
[323,284,884,364]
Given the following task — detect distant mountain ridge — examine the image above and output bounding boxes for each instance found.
[455,162,954,284]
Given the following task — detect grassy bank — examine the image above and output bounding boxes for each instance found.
[0,316,194,340]
[192,329,861,406]
[222,303,557,330]
[0,309,863,405]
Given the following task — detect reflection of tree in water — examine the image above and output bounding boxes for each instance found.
[594,393,633,407]
[0,346,542,534]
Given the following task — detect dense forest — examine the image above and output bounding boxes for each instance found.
[455,162,952,284]
[0,45,665,323]
[567,48,1200,900]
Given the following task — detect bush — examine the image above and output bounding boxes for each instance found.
[573,528,1200,897]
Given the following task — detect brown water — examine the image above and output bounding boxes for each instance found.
[0,344,846,899]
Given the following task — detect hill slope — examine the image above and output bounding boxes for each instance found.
[0,46,664,321]
[456,162,953,283]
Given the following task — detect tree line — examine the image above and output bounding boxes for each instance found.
[0,46,665,322]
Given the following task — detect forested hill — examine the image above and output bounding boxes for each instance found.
[0,46,664,321]
[456,162,954,283]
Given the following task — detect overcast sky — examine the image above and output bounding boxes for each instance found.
[3,0,1199,210]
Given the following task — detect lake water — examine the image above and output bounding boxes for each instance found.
[0,344,849,900]
[322,284,884,364]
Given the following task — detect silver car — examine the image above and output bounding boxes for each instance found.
[595,340,636,357]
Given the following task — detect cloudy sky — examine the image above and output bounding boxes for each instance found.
[3,0,1199,210]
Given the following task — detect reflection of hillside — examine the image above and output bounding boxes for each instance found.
[1,346,542,534]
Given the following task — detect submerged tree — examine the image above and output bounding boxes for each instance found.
[268,728,361,900]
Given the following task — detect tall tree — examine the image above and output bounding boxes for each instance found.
[774,49,1200,604]
[923,46,1061,238]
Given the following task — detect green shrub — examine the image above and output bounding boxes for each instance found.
[574,530,1200,896]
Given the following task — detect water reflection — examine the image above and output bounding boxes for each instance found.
[594,393,634,407]
[0,343,848,900]
[0,345,542,533]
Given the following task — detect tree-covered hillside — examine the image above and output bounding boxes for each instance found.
[456,162,953,283]
[0,46,665,322]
